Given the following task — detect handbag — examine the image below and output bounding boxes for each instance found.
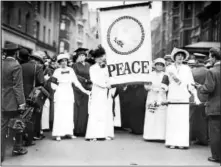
[27,64,50,108]
[8,117,26,133]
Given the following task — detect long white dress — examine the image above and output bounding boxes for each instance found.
[41,98,50,130]
[51,67,81,137]
[165,64,195,147]
[143,71,167,140]
[85,64,114,139]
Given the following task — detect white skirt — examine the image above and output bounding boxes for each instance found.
[165,104,189,147]
[52,100,74,137]
[143,107,167,140]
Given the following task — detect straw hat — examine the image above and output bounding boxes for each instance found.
[171,47,190,61]
[154,58,166,66]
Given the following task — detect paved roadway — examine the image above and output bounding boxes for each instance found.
[2,130,218,166]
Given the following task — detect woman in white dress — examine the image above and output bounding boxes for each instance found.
[51,53,90,141]
[85,46,114,141]
[143,58,167,141]
[163,48,200,149]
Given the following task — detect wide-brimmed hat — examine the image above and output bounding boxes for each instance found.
[171,48,189,61]
[2,43,19,56]
[57,53,70,62]
[30,51,45,64]
[3,43,19,52]
[154,58,166,66]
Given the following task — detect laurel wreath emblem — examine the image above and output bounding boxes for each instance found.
[107,16,145,55]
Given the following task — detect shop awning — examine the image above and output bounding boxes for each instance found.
[183,42,220,55]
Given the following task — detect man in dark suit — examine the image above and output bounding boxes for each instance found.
[188,59,209,145]
[20,51,45,141]
[1,44,28,161]
[196,47,221,163]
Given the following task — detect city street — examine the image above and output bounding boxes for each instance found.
[2,130,217,166]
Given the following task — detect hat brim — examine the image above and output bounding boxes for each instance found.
[30,55,44,64]
[172,50,189,61]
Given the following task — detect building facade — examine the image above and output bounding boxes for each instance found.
[1,1,60,57]
[151,1,221,60]
[58,1,98,54]
[2,1,37,52]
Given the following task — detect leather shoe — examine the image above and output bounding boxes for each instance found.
[12,148,28,156]
[208,157,220,163]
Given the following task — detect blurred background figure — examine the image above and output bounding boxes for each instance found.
[188,58,209,146]
[164,54,173,67]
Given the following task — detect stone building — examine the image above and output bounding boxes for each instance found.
[1,1,60,57]
[153,1,221,60]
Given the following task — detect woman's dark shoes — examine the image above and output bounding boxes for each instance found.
[12,148,28,156]
[33,134,45,140]
[208,157,220,163]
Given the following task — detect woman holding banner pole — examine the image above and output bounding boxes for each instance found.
[162,48,201,149]
[143,58,167,141]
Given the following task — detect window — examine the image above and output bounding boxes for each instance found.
[62,1,66,6]
[25,12,30,33]
[77,42,83,48]
[49,3,52,21]
[44,2,47,18]
[37,1,41,13]
[184,2,192,19]
[18,9,22,25]
[163,13,166,25]
[48,29,51,44]
[78,24,84,35]
[60,20,66,30]
[183,30,192,45]
[43,26,46,42]
[36,21,40,39]
[172,17,179,30]
[7,13,11,25]
[212,18,220,42]
[59,41,65,53]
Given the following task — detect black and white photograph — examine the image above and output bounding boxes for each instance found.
[1,1,220,166]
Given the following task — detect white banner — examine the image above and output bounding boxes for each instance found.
[99,3,152,86]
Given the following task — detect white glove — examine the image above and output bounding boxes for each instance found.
[44,74,50,81]
[194,96,201,105]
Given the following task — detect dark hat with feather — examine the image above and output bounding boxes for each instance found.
[90,45,106,59]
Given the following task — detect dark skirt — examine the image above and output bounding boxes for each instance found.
[73,89,89,137]
[118,85,147,134]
